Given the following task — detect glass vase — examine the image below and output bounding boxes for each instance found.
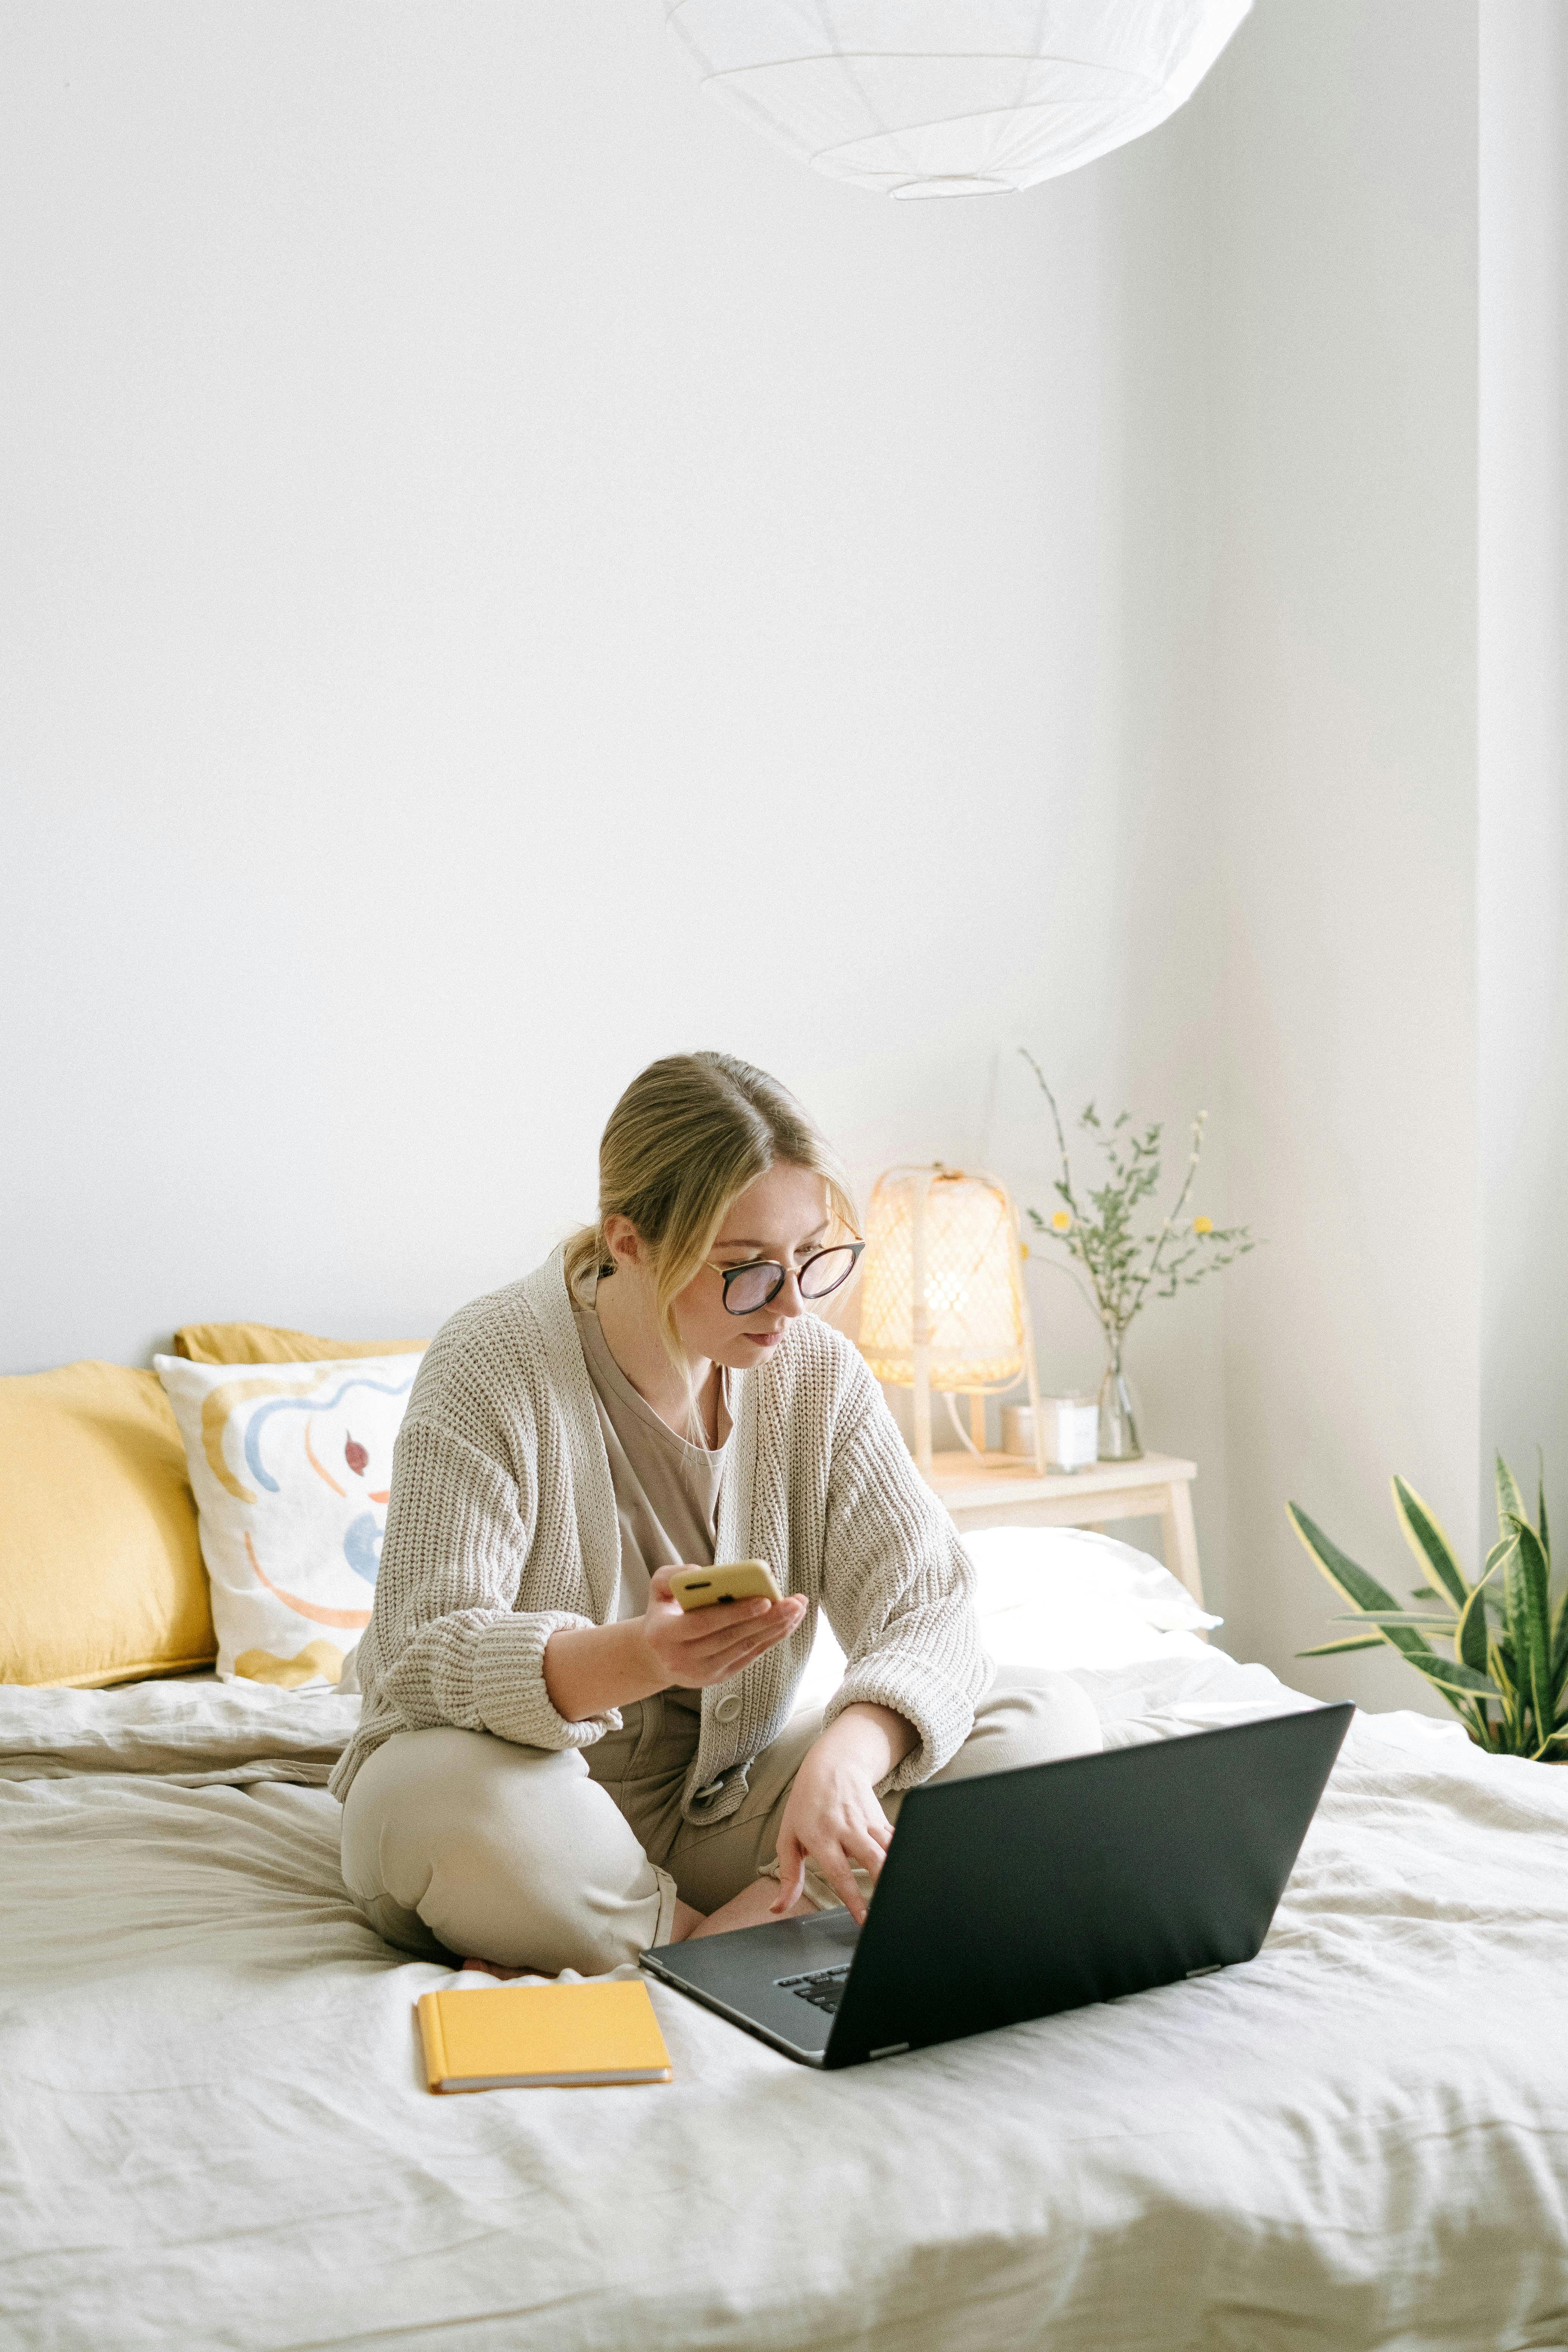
[1098,1340,1143,1461]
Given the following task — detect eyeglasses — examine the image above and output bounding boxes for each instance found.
[706,1242,865,1317]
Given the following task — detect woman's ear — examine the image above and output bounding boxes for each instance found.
[602,1213,644,1273]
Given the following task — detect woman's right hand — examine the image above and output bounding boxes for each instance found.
[638,1567,807,1690]
[543,1570,808,1723]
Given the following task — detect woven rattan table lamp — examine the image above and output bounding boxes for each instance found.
[858,1165,1047,1476]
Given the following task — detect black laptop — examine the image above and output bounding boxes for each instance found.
[641,1702,1352,2068]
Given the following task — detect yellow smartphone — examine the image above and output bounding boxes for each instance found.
[669,1560,782,1611]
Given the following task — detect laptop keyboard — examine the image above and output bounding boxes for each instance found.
[776,1965,851,2016]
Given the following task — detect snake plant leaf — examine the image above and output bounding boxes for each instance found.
[1330,1611,1459,1628]
[1393,1478,1469,1607]
[1537,1455,1550,1559]
[1288,1505,1403,1617]
[1457,1572,1494,1673]
[1495,1631,1518,1691]
[1288,1505,1455,1689]
[1297,1635,1387,1657]
[1404,1652,1498,1698]
[1503,1521,1546,1736]
[1553,1584,1568,1686]
[1507,1516,1554,1743]
[1495,1454,1528,1539]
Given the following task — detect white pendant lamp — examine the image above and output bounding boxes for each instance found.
[659,1,1251,201]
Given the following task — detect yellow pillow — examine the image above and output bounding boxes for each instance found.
[0,1360,216,1688]
[172,1322,426,1365]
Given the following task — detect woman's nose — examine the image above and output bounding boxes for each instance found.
[773,1270,807,1319]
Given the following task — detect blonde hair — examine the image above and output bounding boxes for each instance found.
[565,1052,857,1368]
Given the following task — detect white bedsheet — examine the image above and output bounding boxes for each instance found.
[3,1653,1567,2352]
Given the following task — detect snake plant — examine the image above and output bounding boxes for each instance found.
[1289,1456,1568,1759]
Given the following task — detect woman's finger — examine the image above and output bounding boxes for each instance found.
[669,1597,773,1645]
[696,1613,800,1669]
[842,1821,890,1882]
[713,1640,776,1678]
[685,1598,799,1654]
[686,1633,765,1675]
[812,1841,868,1925]
[771,1833,807,1915]
[701,1617,790,1664]
[668,1630,787,1689]
[684,1644,775,1692]
[693,1614,790,1660]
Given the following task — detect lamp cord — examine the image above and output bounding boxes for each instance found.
[943,1390,986,1460]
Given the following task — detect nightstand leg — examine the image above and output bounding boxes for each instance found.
[1160,1481,1204,1608]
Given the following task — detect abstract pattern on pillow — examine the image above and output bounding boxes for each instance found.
[155,1352,422,1684]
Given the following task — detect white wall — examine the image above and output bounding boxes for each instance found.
[1191,0,1568,1707]
[1479,1,1568,1543]
[0,0,1230,1594]
[1198,0,1483,1706]
[0,10,1112,1335]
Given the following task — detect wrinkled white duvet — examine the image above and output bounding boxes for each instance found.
[2,1649,1566,2352]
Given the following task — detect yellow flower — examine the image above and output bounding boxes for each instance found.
[1051,1209,1072,1232]
[1193,1215,1213,1235]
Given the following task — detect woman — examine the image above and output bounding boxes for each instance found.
[334,1052,1101,1974]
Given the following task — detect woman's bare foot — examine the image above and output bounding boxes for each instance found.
[686,1877,816,1940]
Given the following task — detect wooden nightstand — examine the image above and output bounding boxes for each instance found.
[921,1452,1203,1606]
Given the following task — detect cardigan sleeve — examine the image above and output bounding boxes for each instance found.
[361,1415,617,1755]
[817,1354,992,1792]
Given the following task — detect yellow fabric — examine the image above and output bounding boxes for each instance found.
[172,1321,426,1365]
[233,1638,345,1689]
[0,1360,216,1688]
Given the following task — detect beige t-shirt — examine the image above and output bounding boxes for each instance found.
[571,1299,733,1632]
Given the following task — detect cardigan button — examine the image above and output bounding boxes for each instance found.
[714,1693,742,1725]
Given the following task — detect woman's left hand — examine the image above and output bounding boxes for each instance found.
[772,1703,915,1924]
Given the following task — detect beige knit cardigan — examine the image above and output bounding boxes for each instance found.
[330,1250,989,1823]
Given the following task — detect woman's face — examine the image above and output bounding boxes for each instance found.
[674,1163,836,1370]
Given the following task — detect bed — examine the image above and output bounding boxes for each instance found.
[3,1536,1567,2352]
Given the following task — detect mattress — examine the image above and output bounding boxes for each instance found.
[2,1646,1566,2350]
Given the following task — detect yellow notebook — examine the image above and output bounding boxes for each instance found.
[416,1981,673,2093]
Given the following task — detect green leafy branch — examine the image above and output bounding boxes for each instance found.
[1019,1050,1257,1346]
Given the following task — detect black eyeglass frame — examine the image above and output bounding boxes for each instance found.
[706,1241,865,1317]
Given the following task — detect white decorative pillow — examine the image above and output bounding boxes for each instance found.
[154,1351,422,1685]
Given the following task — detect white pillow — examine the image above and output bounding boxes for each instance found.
[793,1523,1222,1712]
[962,1524,1221,1669]
[155,1352,422,1685]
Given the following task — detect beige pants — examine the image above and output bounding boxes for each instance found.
[340,1665,1103,1976]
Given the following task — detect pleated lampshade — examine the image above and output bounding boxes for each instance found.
[658,0,1251,201]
